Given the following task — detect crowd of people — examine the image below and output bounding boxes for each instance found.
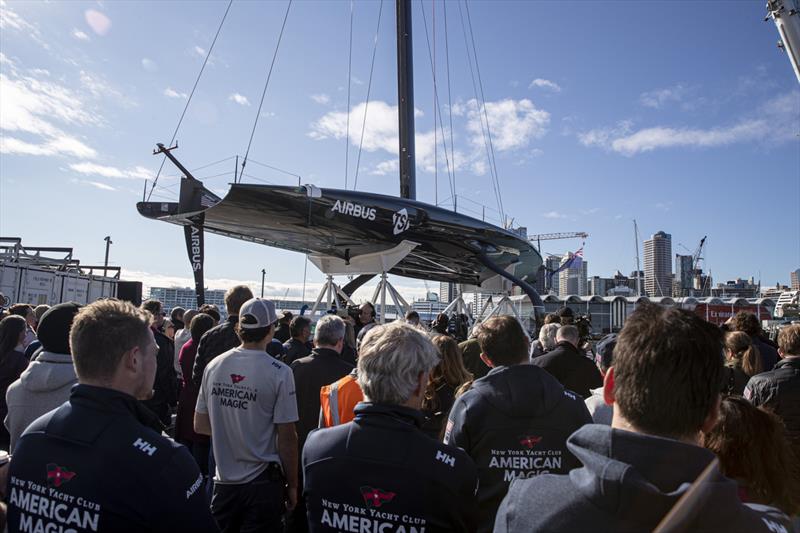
[0,288,798,532]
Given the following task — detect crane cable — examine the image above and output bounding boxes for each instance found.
[147,0,234,202]
[240,0,293,179]
[344,1,354,189]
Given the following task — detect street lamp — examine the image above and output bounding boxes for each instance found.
[103,236,113,277]
[261,268,266,298]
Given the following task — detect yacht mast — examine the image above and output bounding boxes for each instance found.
[396,0,416,200]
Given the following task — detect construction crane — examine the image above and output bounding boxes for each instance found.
[528,232,588,254]
[689,236,707,297]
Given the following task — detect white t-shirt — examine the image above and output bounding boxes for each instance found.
[196,346,298,484]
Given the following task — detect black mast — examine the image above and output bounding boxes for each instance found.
[396,0,416,200]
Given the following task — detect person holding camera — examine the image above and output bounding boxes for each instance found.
[354,302,376,350]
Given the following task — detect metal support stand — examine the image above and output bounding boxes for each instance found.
[482,293,522,322]
[442,293,473,321]
[308,275,356,319]
[371,272,411,324]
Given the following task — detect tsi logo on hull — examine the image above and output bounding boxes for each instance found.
[331,200,376,221]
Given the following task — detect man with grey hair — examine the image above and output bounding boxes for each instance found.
[302,322,479,532]
[532,324,602,398]
[288,315,354,532]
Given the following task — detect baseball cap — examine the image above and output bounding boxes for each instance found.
[595,333,618,371]
[239,298,278,330]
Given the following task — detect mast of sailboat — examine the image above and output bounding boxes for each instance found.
[396,0,416,200]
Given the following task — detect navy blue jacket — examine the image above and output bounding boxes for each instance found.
[6,385,218,533]
[303,403,479,532]
[495,424,793,532]
[444,364,591,532]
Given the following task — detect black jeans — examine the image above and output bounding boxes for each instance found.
[212,464,285,533]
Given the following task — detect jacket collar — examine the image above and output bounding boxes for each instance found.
[70,384,164,432]
[555,340,580,355]
[312,347,342,358]
[775,357,800,370]
[35,350,73,364]
[354,403,424,428]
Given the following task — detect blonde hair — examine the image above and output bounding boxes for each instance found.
[724,331,762,377]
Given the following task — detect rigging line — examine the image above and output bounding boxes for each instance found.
[457,0,502,224]
[190,155,237,173]
[443,0,456,212]
[245,158,302,179]
[147,0,233,202]
[352,0,384,192]
[344,0,354,189]
[240,172,276,185]
[464,0,505,224]
[433,0,437,206]
[418,0,455,203]
[240,0,293,178]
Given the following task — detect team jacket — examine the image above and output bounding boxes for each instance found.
[303,403,479,532]
[6,385,218,533]
[443,364,591,532]
[494,424,793,533]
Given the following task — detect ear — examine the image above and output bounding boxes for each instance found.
[121,345,140,374]
[700,394,721,435]
[603,366,616,406]
[479,352,494,369]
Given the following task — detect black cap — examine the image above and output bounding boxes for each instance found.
[595,333,618,371]
[37,302,82,355]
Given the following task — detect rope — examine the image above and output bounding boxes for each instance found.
[457,0,503,225]
[352,0,384,191]
[419,1,455,203]
[241,0,293,178]
[444,0,456,212]
[464,0,505,224]
[245,157,302,181]
[433,0,437,205]
[147,0,233,202]
[344,1,354,189]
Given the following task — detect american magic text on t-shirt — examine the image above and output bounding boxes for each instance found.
[319,496,426,533]
[9,475,100,532]
[210,378,257,410]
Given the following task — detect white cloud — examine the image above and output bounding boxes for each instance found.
[371,159,398,176]
[229,93,250,106]
[0,0,49,49]
[0,70,99,159]
[639,84,689,109]
[542,211,567,219]
[72,28,90,41]
[310,93,330,105]
[84,9,111,36]
[70,178,116,191]
[141,58,157,72]
[580,92,799,156]
[163,87,188,99]
[465,98,550,151]
[79,70,134,107]
[194,46,206,57]
[529,78,562,92]
[69,162,157,180]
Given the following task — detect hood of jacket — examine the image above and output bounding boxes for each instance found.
[470,364,566,419]
[19,350,77,393]
[566,424,733,524]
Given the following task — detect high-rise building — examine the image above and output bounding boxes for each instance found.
[438,282,459,304]
[792,269,800,291]
[674,254,694,297]
[644,231,672,297]
[558,254,588,296]
[589,276,615,297]
[544,255,563,295]
[711,278,759,299]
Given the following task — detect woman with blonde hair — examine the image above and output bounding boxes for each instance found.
[721,331,762,396]
[422,334,472,439]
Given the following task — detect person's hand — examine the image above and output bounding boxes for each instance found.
[286,485,298,512]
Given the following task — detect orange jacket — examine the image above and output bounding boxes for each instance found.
[319,371,363,427]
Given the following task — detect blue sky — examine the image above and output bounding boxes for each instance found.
[1,0,798,301]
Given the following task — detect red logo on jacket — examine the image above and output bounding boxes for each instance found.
[46,463,76,488]
[519,435,542,449]
[360,486,395,508]
[230,374,246,384]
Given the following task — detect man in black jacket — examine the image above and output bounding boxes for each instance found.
[140,299,177,426]
[444,316,590,532]
[303,322,479,532]
[495,303,792,533]
[283,315,312,365]
[192,285,253,388]
[745,323,800,456]
[6,299,218,533]
[531,324,602,398]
